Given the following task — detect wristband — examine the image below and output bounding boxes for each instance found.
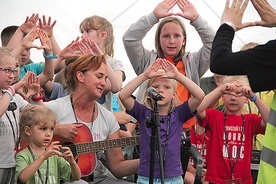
[31,92,44,102]
[250,93,258,102]
[2,89,14,101]
[43,51,58,59]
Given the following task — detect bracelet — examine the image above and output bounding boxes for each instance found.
[31,92,44,102]
[43,51,58,59]
[2,89,14,101]
[250,93,258,102]
[9,86,15,96]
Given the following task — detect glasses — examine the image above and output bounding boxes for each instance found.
[0,67,18,76]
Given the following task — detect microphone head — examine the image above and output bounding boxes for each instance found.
[146,87,163,101]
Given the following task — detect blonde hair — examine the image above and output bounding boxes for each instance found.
[143,72,179,112]
[222,75,250,87]
[80,15,114,56]
[0,47,15,64]
[20,105,56,139]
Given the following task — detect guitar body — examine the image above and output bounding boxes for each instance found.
[20,123,140,177]
[20,123,96,176]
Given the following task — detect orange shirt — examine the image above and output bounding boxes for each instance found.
[166,58,196,129]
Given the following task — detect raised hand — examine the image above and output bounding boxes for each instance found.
[81,37,103,56]
[176,0,199,22]
[153,0,177,19]
[19,13,39,34]
[38,29,52,53]
[58,39,80,59]
[251,0,276,27]
[38,15,56,37]
[221,0,254,31]
[143,58,164,79]
[160,59,179,79]
[21,28,40,50]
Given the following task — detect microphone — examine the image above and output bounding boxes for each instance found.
[146,87,163,101]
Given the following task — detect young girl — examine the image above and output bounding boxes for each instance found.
[118,58,204,183]
[15,104,81,183]
[196,76,269,184]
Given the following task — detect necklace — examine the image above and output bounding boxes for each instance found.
[5,111,19,151]
[161,112,172,167]
[28,146,49,184]
[70,94,96,130]
[223,113,245,180]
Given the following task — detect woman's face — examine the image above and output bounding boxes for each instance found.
[159,22,185,59]
[82,63,108,99]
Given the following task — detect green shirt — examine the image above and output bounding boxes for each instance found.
[15,148,72,184]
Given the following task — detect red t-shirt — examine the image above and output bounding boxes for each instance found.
[197,109,265,184]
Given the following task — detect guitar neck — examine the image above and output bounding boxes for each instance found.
[75,136,140,155]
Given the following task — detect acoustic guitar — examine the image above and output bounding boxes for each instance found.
[20,123,140,176]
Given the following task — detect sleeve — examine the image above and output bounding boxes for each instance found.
[190,16,215,77]
[15,150,32,182]
[14,94,28,111]
[44,82,68,100]
[210,24,276,92]
[35,62,45,76]
[122,12,158,75]
[175,101,196,123]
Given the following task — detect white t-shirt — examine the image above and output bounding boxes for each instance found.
[0,94,28,168]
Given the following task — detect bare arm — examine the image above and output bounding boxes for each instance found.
[105,130,139,178]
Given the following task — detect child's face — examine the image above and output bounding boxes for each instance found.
[20,48,31,67]
[150,77,176,105]
[159,22,185,59]
[28,121,55,147]
[81,29,103,50]
[0,56,17,89]
[222,83,248,114]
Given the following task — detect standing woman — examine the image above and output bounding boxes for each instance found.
[44,54,139,184]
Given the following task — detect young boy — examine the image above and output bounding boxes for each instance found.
[16,104,81,183]
[196,75,269,184]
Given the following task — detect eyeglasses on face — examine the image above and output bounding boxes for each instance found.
[0,67,19,76]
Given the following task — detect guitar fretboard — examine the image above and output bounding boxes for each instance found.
[76,136,140,155]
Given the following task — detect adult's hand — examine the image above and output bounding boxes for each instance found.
[251,0,276,27]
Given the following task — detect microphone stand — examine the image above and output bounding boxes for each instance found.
[146,100,165,184]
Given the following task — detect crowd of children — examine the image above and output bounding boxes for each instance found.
[1,0,276,183]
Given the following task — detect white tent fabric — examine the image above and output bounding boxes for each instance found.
[1,0,276,84]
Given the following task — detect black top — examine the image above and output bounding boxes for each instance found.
[210,23,276,92]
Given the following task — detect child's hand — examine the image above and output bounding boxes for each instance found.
[143,58,164,79]
[21,28,40,50]
[42,141,62,160]
[60,146,76,164]
[38,29,52,53]
[176,0,199,22]
[160,59,179,79]
[220,83,236,95]
[19,13,39,34]
[153,0,176,19]
[59,39,80,59]
[240,85,254,99]
[80,37,103,56]
[38,15,56,38]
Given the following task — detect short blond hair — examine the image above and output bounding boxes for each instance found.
[222,75,250,87]
[20,105,56,139]
[143,71,179,111]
